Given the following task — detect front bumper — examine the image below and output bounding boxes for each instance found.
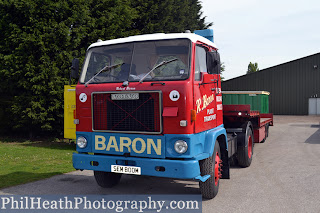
[73,153,201,180]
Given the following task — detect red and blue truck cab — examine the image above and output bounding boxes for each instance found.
[71,29,273,199]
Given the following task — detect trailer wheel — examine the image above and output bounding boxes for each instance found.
[237,123,253,167]
[260,124,269,143]
[94,171,122,188]
[199,141,222,199]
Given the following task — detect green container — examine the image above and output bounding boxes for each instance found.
[222,91,270,114]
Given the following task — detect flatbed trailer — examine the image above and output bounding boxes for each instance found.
[223,104,273,164]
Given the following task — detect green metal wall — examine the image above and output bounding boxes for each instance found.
[222,93,269,113]
[222,53,320,115]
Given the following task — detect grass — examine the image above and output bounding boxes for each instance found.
[0,138,76,189]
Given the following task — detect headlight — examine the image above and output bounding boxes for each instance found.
[174,140,188,154]
[77,136,87,148]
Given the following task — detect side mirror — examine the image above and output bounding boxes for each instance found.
[206,51,221,75]
[70,58,79,79]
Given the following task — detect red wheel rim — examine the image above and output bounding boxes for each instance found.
[214,153,222,186]
[248,135,253,159]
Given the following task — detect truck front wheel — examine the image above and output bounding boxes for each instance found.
[94,171,122,188]
[199,141,222,199]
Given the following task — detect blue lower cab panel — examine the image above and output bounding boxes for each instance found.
[73,153,200,179]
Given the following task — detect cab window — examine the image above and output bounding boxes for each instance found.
[194,46,207,81]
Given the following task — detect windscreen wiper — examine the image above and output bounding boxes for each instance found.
[85,62,123,87]
[139,58,178,83]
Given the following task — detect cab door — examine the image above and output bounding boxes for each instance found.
[64,85,76,139]
[193,45,217,133]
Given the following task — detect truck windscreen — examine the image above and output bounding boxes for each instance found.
[79,39,190,84]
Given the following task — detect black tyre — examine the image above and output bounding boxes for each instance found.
[260,124,269,143]
[237,123,253,167]
[199,141,222,199]
[266,124,269,138]
[94,171,122,188]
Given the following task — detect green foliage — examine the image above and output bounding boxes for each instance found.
[0,0,211,136]
[131,0,212,33]
[220,62,225,81]
[247,62,259,74]
[0,0,136,136]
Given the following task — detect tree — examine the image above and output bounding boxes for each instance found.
[0,0,211,137]
[220,62,225,81]
[247,62,259,74]
[130,0,212,34]
[0,0,137,137]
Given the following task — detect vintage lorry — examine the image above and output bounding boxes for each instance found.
[68,29,273,199]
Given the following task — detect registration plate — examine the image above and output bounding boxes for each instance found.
[111,165,141,175]
[111,93,139,100]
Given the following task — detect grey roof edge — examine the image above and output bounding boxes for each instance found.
[223,52,320,82]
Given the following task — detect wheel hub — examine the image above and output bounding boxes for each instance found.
[248,135,253,158]
[214,153,222,186]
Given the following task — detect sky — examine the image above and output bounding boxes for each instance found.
[200,0,320,80]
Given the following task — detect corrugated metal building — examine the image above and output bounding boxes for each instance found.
[222,53,320,115]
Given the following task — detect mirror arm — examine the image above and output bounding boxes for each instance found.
[70,58,80,83]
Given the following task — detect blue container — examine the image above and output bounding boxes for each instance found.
[194,29,214,42]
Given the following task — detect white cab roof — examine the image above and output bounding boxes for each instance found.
[88,33,217,49]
